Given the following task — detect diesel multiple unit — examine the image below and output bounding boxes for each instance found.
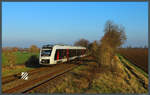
[39,44,86,65]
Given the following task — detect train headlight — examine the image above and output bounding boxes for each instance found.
[41,59,50,64]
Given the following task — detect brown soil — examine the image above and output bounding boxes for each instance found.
[118,48,148,73]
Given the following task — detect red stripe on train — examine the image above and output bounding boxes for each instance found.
[57,51,59,60]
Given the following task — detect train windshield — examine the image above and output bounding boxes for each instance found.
[41,50,52,56]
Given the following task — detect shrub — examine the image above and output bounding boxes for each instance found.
[12,47,18,52]
[3,49,16,68]
[29,45,40,53]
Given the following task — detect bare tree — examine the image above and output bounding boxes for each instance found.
[100,20,126,68]
[74,38,90,48]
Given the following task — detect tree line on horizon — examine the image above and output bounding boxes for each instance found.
[2,45,40,53]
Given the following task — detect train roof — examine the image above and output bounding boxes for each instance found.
[54,45,86,49]
[42,44,86,49]
[42,44,53,49]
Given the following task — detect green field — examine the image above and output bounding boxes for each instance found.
[2,51,39,66]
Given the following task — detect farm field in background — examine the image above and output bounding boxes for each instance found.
[118,48,148,73]
[2,51,39,66]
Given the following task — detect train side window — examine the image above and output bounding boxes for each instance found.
[83,49,85,54]
[72,49,73,56]
[59,49,61,59]
[76,49,77,56]
[62,49,64,58]
[73,50,74,56]
[72,49,73,57]
[58,49,61,59]
[76,50,77,56]
[60,49,62,59]
[74,50,75,56]
[72,49,74,57]
[70,49,72,57]
[80,49,81,55]
[60,49,63,59]
[68,49,70,57]
[79,50,80,56]
[62,49,65,59]
[82,49,84,55]
[73,49,74,57]
[78,49,80,56]
[69,49,71,57]
[58,49,60,59]
[64,49,67,58]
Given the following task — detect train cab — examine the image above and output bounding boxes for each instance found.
[39,45,53,65]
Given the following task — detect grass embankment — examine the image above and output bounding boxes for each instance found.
[2,51,39,77]
[39,56,148,93]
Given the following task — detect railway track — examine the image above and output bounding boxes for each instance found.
[2,60,81,93]
[2,66,51,84]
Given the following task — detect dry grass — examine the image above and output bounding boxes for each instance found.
[28,56,148,94]
[89,56,148,93]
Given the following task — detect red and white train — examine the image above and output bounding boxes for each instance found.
[39,44,86,65]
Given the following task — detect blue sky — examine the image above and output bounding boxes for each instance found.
[2,2,148,48]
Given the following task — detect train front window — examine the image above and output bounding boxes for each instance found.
[41,50,51,56]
